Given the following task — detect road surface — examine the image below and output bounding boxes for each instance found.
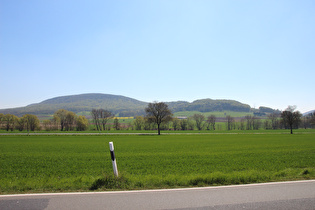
[1,180,314,210]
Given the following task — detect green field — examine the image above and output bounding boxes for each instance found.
[173,111,254,118]
[0,134,314,194]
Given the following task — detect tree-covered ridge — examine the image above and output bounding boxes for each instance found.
[167,99,251,112]
[38,93,146,108]
[0,93,275,117]
[0,94,148,116]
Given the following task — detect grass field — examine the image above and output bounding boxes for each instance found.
[173,111,254,118]
[0,134,314,194]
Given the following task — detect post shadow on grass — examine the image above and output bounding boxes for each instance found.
[90,174,129,190]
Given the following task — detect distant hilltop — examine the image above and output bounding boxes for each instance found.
[303,110,315,116]
[0,93,281,117]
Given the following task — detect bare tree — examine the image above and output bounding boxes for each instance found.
[145,102,172,135]
[114,118,120,130]
[263,119,271,130]
[206,114,216,130]
[91,109,113,131]
[268,112,280,130]
[193,114,205,130]
[100,109,113,131]
[239,118,245,130]
[281,105,302,134]
[225,115,235,130]
[91,109,101,131]
[245,115,253,130]
[252,116,261,130]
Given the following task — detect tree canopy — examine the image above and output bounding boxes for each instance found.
[281,106,302,134]
[145,102,173,135]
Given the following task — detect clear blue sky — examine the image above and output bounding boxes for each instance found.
[1,0,314,113]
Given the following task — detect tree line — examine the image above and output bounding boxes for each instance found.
[0,113,40,132]
[223,106,315,134]
[1,104,314,134]
[90,104,314,135]
[0,109,89,132]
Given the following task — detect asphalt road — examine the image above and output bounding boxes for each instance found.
[1,180,314,210]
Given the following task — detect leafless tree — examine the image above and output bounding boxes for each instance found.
[114,118,120,130]
[263,119,271,130]
[91,109,113,131]
[252,116,261,130]
[268,112,280,129]
[91,109,101,131]
[99,109,113,131]
[239,118,245,130]
[206,114,216,130]
[226,115,235,130]
[245,115,253,130]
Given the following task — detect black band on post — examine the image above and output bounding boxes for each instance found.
[110,150,115,161]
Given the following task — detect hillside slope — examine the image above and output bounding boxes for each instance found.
[0,93,278,117]
[0,93,147,116]
[167,99,250,112]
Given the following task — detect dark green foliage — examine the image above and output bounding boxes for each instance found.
[167,99,251,113]
[281,106,302,134]
[259,106,280,113]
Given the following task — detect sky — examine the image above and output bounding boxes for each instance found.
[1,0,314,113]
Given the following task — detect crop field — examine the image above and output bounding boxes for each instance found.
[0,134,314,194]
[173,111,254,118]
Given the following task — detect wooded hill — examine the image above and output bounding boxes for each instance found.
[0,93,276,117]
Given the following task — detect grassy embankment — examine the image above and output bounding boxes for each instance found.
[0,133,314,194]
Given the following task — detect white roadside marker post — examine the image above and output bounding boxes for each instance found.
[109,142,119,177]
